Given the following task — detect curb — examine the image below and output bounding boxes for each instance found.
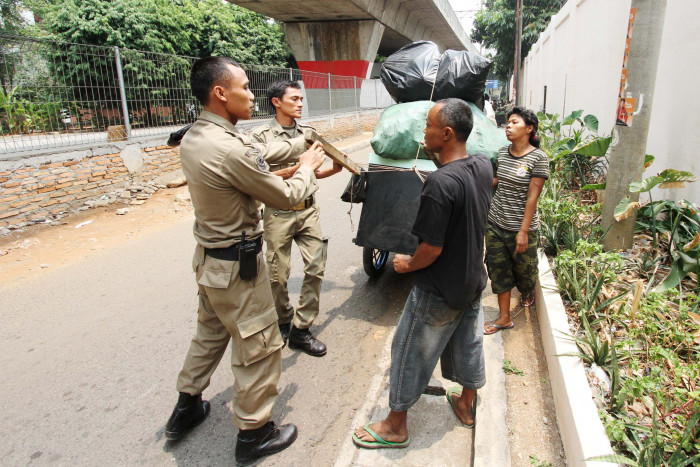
[535,251,617,467]
[474,306,510,467]
[336,139,372,154]
[333,326,396,467]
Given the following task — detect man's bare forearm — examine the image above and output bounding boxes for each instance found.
[394,241,443,274]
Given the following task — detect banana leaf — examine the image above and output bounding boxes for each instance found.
[574,136,612,157]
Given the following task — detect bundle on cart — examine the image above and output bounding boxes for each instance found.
[352,41,501,278]
[370,100,507,169]
[379,41,493,109]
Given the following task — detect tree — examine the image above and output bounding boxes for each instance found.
[471,0,563,81]
[192,0,288,67]
[1,0,28,88]
[1,0,25,34]
[21,0,289,128]
[32,0,288,64]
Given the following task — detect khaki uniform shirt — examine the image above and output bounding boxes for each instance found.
[251,118,315,172]
[180,110,318,249]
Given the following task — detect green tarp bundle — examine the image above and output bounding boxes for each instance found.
[370,100,508,169]
[370,101,434,160]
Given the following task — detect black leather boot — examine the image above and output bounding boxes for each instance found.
[288,326,327,357]
[235,421,298,466]
[279,322,292,345]
[164,392,211,441]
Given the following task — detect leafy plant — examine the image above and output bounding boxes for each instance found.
[538,177,605,255]
[615,162,699,291]
[528,455,553,467]
[590,408,700,466]
[537,110,613,188]
[553,240,627,318]
[502,359,524,376]
[0,85,65,134]
[565,327,612,367]
[539,109,699,464]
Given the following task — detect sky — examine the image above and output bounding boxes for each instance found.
[448,0,493,56]
[448,0,484,38]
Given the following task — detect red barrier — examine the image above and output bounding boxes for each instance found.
[297,60,369,88]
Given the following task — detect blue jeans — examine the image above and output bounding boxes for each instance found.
[389,286,485,412]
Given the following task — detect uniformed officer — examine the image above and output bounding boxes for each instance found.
[251,80,342,357]
[164,57,327,467]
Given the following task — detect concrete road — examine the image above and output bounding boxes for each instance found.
[0,147,423,466]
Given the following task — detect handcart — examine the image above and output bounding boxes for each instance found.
[353,154,438,277]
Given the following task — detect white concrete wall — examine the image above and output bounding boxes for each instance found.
[522,0,700,203]
[646,0,700,202]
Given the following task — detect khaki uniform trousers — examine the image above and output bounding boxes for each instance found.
[263,205,327,329]
[177,244,284,430]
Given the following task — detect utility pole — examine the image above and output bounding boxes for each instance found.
[513,0,523,105]
[602,0,667,250]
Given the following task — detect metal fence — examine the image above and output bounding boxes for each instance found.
[0,34,388,156]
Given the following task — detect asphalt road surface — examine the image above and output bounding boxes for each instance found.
[0,148,419,466]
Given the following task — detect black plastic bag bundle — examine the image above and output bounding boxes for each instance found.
[167,123,193,146]
[379,41,441,104]
[380,41,493,109]
[434,50,492,110]
[340,167,368,203]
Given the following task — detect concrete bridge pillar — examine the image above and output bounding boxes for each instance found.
[285,20,385,79]
[284,20,384,112]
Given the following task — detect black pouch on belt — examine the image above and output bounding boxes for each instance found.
[238,231,258,280]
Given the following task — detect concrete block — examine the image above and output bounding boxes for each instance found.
[535,251,616,467]
[120,145,143,174]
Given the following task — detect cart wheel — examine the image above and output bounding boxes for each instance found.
[363,247,389,278]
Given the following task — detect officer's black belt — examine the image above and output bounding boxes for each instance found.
[205,237,262,261]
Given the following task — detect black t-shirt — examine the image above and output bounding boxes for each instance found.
[411,153,493,310]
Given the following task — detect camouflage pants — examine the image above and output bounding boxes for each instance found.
[485,223,539,296]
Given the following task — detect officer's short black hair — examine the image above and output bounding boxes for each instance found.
[267,80,302,108]
[190,56,242,106]
[435,98,473,143]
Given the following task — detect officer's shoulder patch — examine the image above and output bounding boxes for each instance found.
[245,146,261,159]
[254,154,270,173]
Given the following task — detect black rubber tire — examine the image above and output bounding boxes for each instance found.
[362,247,389,278]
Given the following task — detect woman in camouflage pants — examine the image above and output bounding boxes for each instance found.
[484,107,549,335]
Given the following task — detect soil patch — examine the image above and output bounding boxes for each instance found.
[0,186,193,286]
[502,296,566,466]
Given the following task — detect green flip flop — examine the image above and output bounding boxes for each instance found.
[446,386,477,428]
[352,423,411,449]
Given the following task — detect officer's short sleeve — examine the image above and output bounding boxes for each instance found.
[221,141,317,209]
[260,137,307,165]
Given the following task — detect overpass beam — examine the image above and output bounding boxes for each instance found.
[284,20,385,80]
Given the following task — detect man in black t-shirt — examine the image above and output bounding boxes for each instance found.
[353,99,493,449]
